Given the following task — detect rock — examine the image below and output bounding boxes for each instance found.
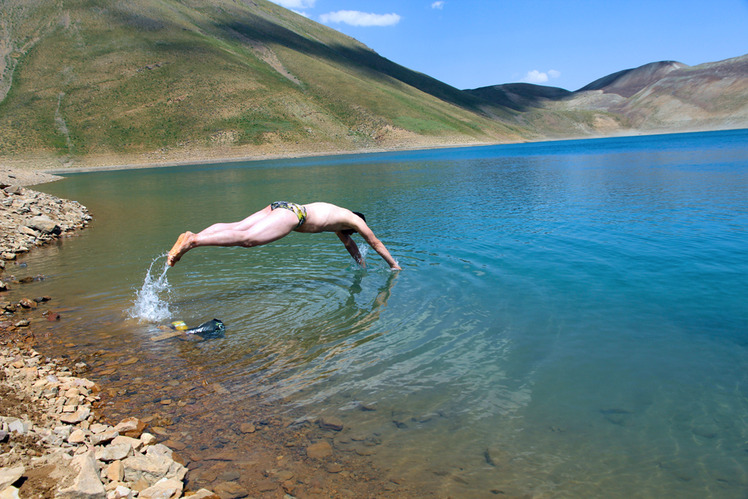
[0,430,8,443]
[0,465,25,491]
[91,429,119,445]
[57,449,107,499]
[138,478,183,499]
[140,433,157,446]
[6,418,30,435]
[106,461,125,482]
[0,282,6,292]
[326,463,343,473]
[112,435,143,451]
[114,417,146,438]
[1,253,15,261]
[107,485,133,499]
[18,298,36,309]
[184,489,219,499]
[68,429,88,444]
[212,481,248,499]
[60,407,91,424]
[238,423,255,434]
[95,443,131,462]
[122,452,172,484]
[13,320,29,328]
[27,216,60,235]
[306,441,333,459]
[45,311,61,321]
[0,486,20,499]
[318,417,344,432]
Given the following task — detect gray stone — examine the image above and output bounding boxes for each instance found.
[6,418,30,435]
[0,465,25,492]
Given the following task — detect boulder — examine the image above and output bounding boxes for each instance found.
[26,216,60,235]
[138,478,183,499]
[0,465,25,492]
[56,450,106,499]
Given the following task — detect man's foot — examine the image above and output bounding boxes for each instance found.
[167,232,194,266]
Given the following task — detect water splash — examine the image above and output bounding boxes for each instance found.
[129,255,172,322]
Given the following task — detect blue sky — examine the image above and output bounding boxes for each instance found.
[269,0,748,91]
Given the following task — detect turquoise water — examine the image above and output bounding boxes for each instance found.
[20,129,748,497]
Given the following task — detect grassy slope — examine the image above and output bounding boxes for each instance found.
[0,0,527,166]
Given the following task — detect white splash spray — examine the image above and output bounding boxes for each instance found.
[129,255,172,322]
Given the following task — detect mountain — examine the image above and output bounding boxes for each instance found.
[0,0,524,168]
[467,55,748,138]
[0,0,745,169]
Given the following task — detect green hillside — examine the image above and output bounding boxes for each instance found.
[0,0,526,168]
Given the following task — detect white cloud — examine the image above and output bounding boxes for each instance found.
[320,10,401,27]
[270,0,316,8]
[431,1,445,9]
[522,69,561,84]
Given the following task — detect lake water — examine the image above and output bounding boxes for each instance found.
[16,129,748,497]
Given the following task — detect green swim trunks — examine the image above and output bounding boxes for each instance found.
[271,201,307,228]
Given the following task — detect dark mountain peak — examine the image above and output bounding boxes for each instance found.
[465,83,572,112]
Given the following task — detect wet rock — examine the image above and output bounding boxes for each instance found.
[238,423,255,434]
[326,463,343,473]
[114,417,146,438]
[212,481,248,499]
[256,480,276,492]
[318,417,344,432]
[306,441,333,459]
[0,465,25,491]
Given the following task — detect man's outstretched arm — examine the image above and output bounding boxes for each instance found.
[354,226,401,270]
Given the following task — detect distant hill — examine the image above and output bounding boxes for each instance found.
[0,0,524,168]
[468,55,748,138]
[0,0,745,169]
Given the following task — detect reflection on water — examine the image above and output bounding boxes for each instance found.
[17,129,748,497]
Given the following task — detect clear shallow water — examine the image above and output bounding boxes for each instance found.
[15,129,748,497]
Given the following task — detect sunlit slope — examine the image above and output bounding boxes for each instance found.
[0,0,524,165]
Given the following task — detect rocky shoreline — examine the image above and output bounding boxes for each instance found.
[0,333,218,499]
[0,172,218,498]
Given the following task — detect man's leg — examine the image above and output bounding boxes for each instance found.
[167,208,299,266]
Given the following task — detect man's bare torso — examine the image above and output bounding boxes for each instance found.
[294,202,358,234]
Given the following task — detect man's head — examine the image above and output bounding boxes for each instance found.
[342,211,366,236]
